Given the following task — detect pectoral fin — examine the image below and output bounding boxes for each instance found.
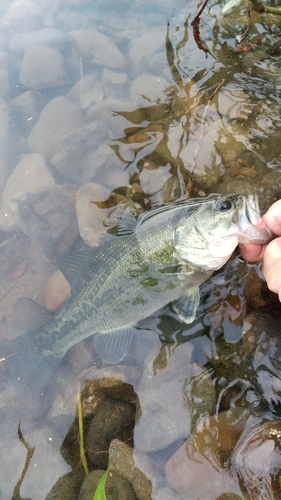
[171,287,200,324]
[93,327,134,364]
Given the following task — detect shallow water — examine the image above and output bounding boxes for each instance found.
[1,0,281,499]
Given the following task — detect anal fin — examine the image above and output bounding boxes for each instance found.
[93,327,134,364]
[171,287,200,324]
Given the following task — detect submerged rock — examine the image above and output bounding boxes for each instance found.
[134,342,202,453]
[166,437,242,500]
[109,439,152,500]
[43,270,71,312]
[2,153,55,221]
[19,46,65,90]
[28,96,83,158]
[70,30,126,69]
[11,90,47,135]
[79,469,136,500]
[2,0,43,32]
[9,28,71,53]
[76,183,111,247]
[231,419,281,500]
[85,398,136,469]
[15,184,79,262]
[60,379,137,471]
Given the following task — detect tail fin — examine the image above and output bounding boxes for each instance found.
[0,332,62,400]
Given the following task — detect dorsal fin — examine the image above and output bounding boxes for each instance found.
[57,247,96,291]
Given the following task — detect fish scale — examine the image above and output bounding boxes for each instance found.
[0,194,272,398]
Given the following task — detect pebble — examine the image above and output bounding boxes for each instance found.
[130,73,169,104]
[0,105,16,193]
[14,184,79,262]
[19,425,70,499]
[51,122,107,184]
[86,98,140,138]
[129,28,165,72]
[0,68,11,100]
[28,96,83,158]
[1,0,43,31]
[139,163,172,196]
[11,90,46,133]
[102,67,128,86]
[9,28,71,53]
[2,153,55,221]
[43,270,71,312]
[75,182,111,247]
[68,74,104,109]
[134,342,201,453]
[166,439,242,500]
[70,29,127,69]
[86,144,130,189]
[19,46,65,90]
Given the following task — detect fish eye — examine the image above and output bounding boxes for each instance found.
[216,199,232,211]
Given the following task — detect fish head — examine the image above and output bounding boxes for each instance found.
[174,193,272,271]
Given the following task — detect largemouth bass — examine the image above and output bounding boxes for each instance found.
[0,194,272,397]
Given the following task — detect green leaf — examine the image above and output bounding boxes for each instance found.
[93,469,110,500]
[221,0,242,14]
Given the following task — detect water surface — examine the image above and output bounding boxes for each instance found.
[1,0,281,498]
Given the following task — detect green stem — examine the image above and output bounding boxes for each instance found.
[78,389,89,476]
[265,5,281,15]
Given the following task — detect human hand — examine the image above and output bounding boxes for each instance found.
[239,199,281,301]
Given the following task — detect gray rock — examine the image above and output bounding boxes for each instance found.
[2,0,43,32]
[50,121,105,183]
[153,487,182,500]
[134,342,201,453]
[68,74,104,109]
[0,51,9,70]
[15,184,79,262]
[27,96,83,158]
[76,182,111,247]
[2,153,55,220]
[11,90,46,134]
[19,424,71,499]
[56,11,88,31]
[9,28,71,53]
[0,68,11,100]
[0,105,18,193]
[70,29,126,69]
[19,46,65,90]
[102,68,128,86]
[166,438,242,500]
[86,98,140,137]
[86,144,130,188]
[130,73,169,104]
[129,29,166,73]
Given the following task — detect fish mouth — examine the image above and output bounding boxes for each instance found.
[244,194,261,226]
[236,194,273,244]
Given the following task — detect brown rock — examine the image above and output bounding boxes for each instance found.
[43,270,71,312]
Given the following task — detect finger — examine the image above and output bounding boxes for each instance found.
[263,200,281,236]
[262,238,281,296]
[263,259,281,296]
[262,237,281,276]
[239,243,265,262]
